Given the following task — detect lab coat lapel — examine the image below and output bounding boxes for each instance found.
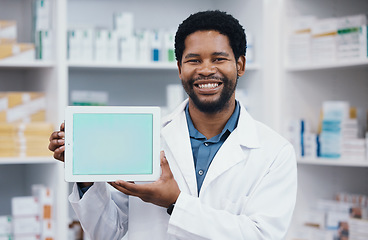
[200,104,260,194]
[161,101,198,196]
[199,129,245,194]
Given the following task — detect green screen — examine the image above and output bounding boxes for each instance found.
[73,113,153,175]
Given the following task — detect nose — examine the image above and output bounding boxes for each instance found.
[196,61,216,76]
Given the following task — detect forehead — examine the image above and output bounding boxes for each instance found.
[183,30,232,54]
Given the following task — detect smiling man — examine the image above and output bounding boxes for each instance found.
[49,10,297,240]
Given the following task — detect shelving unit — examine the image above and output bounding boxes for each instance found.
[1,0,367,239]
[0,157,56,165]
[0,61,55,68]
[281,0,368,239]
[298,158,368,167]
[286,59,368,71]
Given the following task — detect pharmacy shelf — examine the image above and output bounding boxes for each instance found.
[0,156,56,165]
[0,61,55,68]
[297,157,368,167]
[285,58,368,72]
[68,61,178,70]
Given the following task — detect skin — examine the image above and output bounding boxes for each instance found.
[48,30,246,208]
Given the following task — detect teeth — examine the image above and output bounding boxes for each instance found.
[198,83,219,89]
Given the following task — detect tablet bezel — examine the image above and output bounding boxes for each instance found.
[64,106,161,182]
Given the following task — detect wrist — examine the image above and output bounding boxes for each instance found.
[77,182,93,188]
[167,203,175,215]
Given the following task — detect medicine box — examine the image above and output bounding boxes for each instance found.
[0,44,35,61]
[0,215,12,236]
[0,92,46,123]
[0,20,17,44]
[12,216,41,236]
[11,197,39,217]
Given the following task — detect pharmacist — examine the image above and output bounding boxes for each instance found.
[49,10,297,240]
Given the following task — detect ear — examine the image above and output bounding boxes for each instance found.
[236,56,246,77]
[177,61,182,79]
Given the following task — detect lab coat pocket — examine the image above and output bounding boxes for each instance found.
[222,196,249,215]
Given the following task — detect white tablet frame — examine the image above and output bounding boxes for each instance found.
[64,106,161,182]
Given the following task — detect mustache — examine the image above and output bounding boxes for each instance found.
[192,75,225,82]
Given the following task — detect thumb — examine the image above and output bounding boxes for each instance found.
[160,151,172,177]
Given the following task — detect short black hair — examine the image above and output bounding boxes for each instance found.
[175,10,247,64]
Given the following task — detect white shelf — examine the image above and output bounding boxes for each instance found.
[0,156,56,165]
[0,61,55,68]
[298,157,368,167]
[285,58,368,72]
[68,61,178,70]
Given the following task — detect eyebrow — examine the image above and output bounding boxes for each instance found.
[212,52,230,57]
[184,52,230,59]
[184,53,200,59]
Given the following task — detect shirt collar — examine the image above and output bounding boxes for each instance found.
[185,101,240,142]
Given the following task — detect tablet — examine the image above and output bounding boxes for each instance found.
[64,106,161,182]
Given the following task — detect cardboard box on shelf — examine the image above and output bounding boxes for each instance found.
[0,92,46,123]
[0,20,17,44]
[0,43,35,61]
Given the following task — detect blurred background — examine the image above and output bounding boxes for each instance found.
[0,0,367,239]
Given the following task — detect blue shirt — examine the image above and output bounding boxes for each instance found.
[185,101,240,194]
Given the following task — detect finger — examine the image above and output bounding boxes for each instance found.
[110,182,136,196]
[60,122,65,131]
[49,131,60,141]
[48,138,65,151]
[160,151,173,178]
[115,180,150,195]
[57,131,65,138]
[53,146,65,162]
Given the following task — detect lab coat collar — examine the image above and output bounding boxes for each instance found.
[161,99,198,196]
[162,99,261,149]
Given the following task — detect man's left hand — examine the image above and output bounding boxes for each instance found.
[110,151,180,208]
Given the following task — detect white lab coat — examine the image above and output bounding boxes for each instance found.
[69,99,297,240]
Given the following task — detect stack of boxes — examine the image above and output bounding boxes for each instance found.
[311,18,338,64]
[0,92,53,158]
[320,101,366,160]
[0,0,52,62]
[319,101,350,158]
[291,193,368,240]
[0,21,35,62]
[6,184,55,240]
[337,15,367,61]
[287,14,367,66]
[287,16,315,66]
[286,101,367,161]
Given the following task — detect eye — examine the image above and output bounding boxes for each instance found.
[214,58,227,62]
[185,59,200,64]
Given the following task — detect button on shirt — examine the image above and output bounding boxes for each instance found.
[185,101,240,194]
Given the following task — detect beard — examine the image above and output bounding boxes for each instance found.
[181,74,238,114]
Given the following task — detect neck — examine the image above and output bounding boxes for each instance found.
[188,98,236,139]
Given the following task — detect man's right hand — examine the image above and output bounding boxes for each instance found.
[48,122,65,162]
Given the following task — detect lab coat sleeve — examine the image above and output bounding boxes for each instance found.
[167,143,297,240]
[69,182,129,240]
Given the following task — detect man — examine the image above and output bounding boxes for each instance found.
[49,10,297,240]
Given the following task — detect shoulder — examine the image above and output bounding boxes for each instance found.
[161,99,189,129]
